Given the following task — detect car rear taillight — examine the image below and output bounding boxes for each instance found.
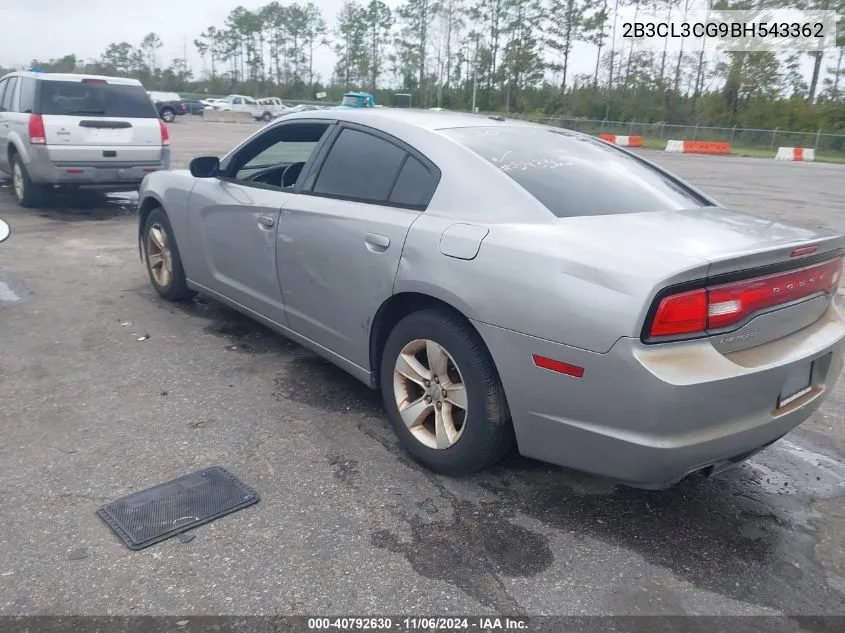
[159,119,170,146]
[649,289,708,337]
[28,114,46,145]
[648,255,843,339]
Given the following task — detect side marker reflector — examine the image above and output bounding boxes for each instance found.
[532,354,585,378]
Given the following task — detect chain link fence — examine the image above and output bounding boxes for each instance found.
[524,116,845,158]
[175,91,845,160]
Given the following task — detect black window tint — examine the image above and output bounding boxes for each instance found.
[314,128,405,202]
[1,77,17,111]
[17,77,36,112]
[389,155,434,207]
[0,80,7,110]
[440,127,708,218]
[38,80,158,118]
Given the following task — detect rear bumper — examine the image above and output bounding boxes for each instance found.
[25,145,170,187]
[474,298,845,488]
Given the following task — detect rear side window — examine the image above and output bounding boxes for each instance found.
[17,77,36,113]
[313,128,406,203]
[440,127,708,218]
[1,77,17,112]
[389,155,436,207]
[38,80,158,118]
[0,79,7,111]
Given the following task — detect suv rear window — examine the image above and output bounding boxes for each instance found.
[38,80,158,118]
[439,126,708,218]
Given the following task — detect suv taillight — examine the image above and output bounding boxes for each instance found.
[648,255,843,339]
[28,114,46,145]
[159,119,170,146]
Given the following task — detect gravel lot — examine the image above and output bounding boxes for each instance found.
[1,117,844,620]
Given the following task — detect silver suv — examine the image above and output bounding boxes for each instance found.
[0,71,171,207]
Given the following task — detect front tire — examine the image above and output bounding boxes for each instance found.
[11,154,47,208]
[380,309,514,475]
[261,112,272,122]
[142,207,194,301]
[160,108,175,123]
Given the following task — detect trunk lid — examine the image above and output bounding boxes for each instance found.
[559,207,844,351]
[560,207,843,270]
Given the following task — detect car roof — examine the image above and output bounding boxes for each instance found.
[277,107,542,132]
[3,71,143,86]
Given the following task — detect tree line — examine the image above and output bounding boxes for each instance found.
[2,0,844,134]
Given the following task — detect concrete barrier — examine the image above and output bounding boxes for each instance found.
[665,140,731,155]
[776,147,815,162]
[203,110,258,124]
[599,134,644,147]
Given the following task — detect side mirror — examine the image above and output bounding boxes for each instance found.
[190,156,220,178]
[0,219,10,244]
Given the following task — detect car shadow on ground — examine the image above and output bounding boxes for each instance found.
[164,292,845,621]
[0,180,137,221]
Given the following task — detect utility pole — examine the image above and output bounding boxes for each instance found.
[471,34,479,113]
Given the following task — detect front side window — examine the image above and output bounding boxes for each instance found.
[439,126,709,218]
[233,122,330,183]
[38,80,158,118]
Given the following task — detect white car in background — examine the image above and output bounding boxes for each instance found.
[213,95,258,113]
[255,97,289,122]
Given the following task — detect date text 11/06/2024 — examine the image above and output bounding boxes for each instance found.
[307,617,530,631]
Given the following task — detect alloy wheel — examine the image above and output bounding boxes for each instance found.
[146,223,173,287]
[393,338,469,450]
[12,162,24,202]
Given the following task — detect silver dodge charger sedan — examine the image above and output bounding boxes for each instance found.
[137,108,845,489]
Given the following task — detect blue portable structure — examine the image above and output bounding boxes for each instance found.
[338,92,375,108]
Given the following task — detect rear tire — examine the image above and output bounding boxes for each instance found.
[261,112,272,122]
[380,309,514,475]
[142,207,195,302]
[11,154,47,209]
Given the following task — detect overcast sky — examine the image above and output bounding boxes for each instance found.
[0,0,603,85]
[0,0,336,82]
[0,0,827,91]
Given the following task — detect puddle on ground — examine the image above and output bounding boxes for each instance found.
[0,282,21,304]
[0,182,138,221]
[0,278,31,306]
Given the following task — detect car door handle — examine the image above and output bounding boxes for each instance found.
[257,215,275,229]
[365,233,390,252]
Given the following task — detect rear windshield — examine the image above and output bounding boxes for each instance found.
[439,126,709,218]
[38,80,158,118]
